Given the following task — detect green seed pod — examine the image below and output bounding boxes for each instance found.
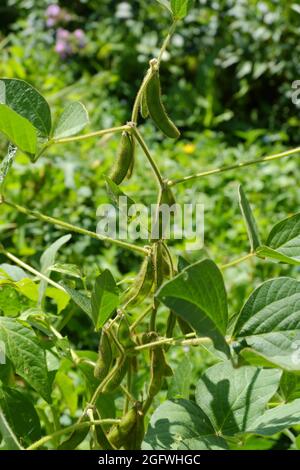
[58,418,89,450]
[117,314,135,350]
[140,91,149,119]
[161,185,176,207]
[152,242,164,289]
[94,329,112,381]
[94,422,113,450]
[147,332,173,398]
[122,255,154,308]
[146,69,180,139]
[123,402,144,450]
[107,405,137,449]
[110,131,134,185]
[102,356,129,393]
[161,244,173,278]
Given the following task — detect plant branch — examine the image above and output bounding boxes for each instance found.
[157,21,178,65]
[131,127,164,187]
[3,200,148,256]
[26,419,120,450]
[1,248,65,291]
[52,125,130,145]
[221,253,255,270]
[169,146,300,186]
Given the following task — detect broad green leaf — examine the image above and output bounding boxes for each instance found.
[47,263,82,279]
[0,78,51,136]
[0,317,51,402]
[53,102,89,139]
[238,185,261,252]
[0,410,22,450]
[170,0,194,19]
[142,399,227,450]
[256,245,300,266]
[0,263,28,281]
[46,286,70,314]
[195,361,281,436]
[91,270,119,329]
[0,386,41,446]
[60,283,92,320]
[262,213,300,264]
[104,175,136,209]
[157,259,229,354]
[234,277,300,370]
[39,234,72,303]
[167,355,192,400]
[155,0,172,13]
[249,398,300,436]
[280,372,300,402]
[0,104,37,154]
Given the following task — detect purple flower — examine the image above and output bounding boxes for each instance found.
[55,39,72,58]
[46,4,61,18]
[57,28,70,40]
[46,18,55,27]
[74,29,86,48]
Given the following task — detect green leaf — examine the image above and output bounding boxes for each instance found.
[55,371,77,416]
[157,259,229,354]
[249,398,300,436]
[46,286,70,314]
[0,104,37,155]
[53,102,89,139]
[142,399,227,450]
[0,386,41,446]
[167,355,192,399]
[39,234,72,303]
[47,263,82,279]
[91,270,119,330]
[0,316,51,402]
[60,283,92,320]
[261,213,300,264]
[234,277,300,371]
[155,0,172,14]
[170,0,194,19]
[0,78,51,136]
[0,410,22,450]
[238,185,261,252]
[195,361,281,436]
[256,245,300,266]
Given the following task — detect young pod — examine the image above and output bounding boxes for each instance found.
[109,131,135,185]
[107,405,137,449]
[117,314,136,350]
[122,255,154,308]
[152,241,164,290]
[123,402,144,450]
[94,329,112,381]
[145,69,180,139]
[102,356,129,393]
[58,418,89,450]
[140,90,149,119]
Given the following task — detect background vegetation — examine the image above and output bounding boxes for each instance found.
[1,0,300,450]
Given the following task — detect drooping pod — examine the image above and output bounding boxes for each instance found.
[94,329,112,381]
[140,90,149,119]
[145,67,180,139]
[117,314,136,351]
[108,403,142,449]
[147,332,173,400]
[122,255,154,308]
[109,131,135,185]
[102,355,129,393]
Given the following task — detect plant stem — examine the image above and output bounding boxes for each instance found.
[130,305,152,331]
[26,419,120,450]
[131,127,164,188]
[221,253,254,270]
[1,249,65,291]
[132,333,216,352]
[169,146,300,186]
[157,21,178,65]
[131,69,153,124]
[4,200,148,256]
[52,125,130,145]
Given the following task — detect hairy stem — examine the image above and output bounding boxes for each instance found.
[131,127,164,188]
[169,146,300,186]
[3,200,148,256]
[157,21,178,65]
[52,125,130,145]
[221,253,255,270]
[26,419,120,450]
